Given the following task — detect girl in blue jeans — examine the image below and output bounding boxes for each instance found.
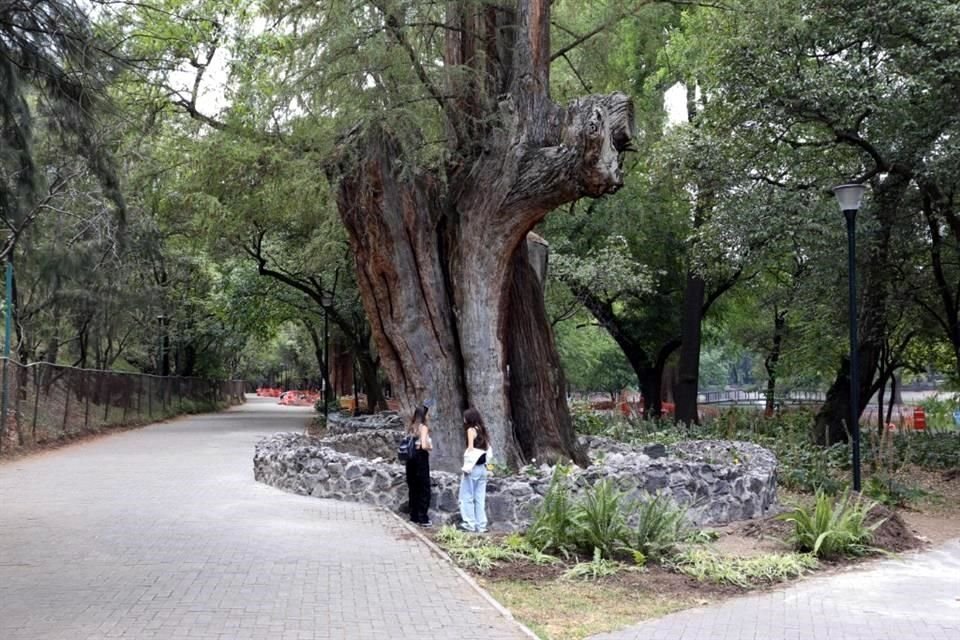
[459,408,490,533]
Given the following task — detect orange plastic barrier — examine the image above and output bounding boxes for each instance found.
[279,391,319,406]
[913,407,926,431]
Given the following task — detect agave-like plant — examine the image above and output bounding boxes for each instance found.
[778,489,883,558]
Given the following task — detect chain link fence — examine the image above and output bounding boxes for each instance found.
[0,358,245,454]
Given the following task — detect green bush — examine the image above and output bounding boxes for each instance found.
[918,393,960,431]
[626,492,690,561]
[669,549,817,588]
[435,526,529,573]
[502,533,560,566]
[526,466,578,555]
[570,404,610,436]
[895,432,960,470]
[778,489,882,558]
[570,479,629,559]
[862,474,927,508]
[561,547,623,580]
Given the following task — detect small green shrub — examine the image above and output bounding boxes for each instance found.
[525,466,577,555]
[778,489,882,558]
[570,479,629,558]
[684,529,720,544]
[561,547,622,581]
[435,525,525,573]
[502,533,559,565]
[918,393,960,430]
[571,405,610,436]
[436,524,471,547]
[862,474,927,507]
[896,432,960,470]
[626,493,690,561]
[669,549,818,588]
[450,544,517,572]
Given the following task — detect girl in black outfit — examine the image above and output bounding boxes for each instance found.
[405,405,433,527]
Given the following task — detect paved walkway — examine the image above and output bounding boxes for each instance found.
[590,539,960,640]
[0,397,526,640]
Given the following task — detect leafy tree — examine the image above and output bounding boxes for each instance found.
[664,0,957,442]
[148,0,641,468]
[555,318,634,399]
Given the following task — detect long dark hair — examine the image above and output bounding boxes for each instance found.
[409,405,428,433]
[463,407,488,449]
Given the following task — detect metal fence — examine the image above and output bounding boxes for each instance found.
[699,389,826,406]
[0,358,245,454]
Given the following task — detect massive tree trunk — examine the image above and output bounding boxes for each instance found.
[329,1,633,470]
[507,235,587,465]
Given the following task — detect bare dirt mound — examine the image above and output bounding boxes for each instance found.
[867,504,925,553]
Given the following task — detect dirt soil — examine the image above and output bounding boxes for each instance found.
[867,504,926,552]
[721,503,926,555]
[897,466,960,545]
[484,559,742,597]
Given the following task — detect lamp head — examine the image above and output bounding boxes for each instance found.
[832,183,866,213]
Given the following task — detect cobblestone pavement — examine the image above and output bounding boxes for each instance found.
[0,398,527,640]
[590,539,960,640]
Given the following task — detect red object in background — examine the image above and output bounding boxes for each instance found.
[913,407,926,430]
[278,391,318,406]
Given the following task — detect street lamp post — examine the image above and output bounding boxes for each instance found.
[833,183,867,492]
[320,291,334,423]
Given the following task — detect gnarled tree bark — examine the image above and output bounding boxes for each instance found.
[329,1,633,469]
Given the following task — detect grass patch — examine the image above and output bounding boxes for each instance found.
[482,579,702,640]
[435,526,558,573]
[668,549,818,588]
[562,548,624,581]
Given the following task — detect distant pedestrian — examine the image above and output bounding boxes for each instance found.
[459,407,491,533]
[405,405,433,527]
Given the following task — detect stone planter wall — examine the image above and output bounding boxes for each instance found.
[324,412,403,435]
[255,421,778,530]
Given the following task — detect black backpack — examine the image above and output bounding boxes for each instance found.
[397,434,418,462]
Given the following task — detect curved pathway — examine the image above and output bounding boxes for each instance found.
[589,539,960,640]
[0,397,527,640]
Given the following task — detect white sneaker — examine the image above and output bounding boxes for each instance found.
[458,522,475,533]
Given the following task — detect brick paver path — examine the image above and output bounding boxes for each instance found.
[0,397,527,640]
[590,539,960,640]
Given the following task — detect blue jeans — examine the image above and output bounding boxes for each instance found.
[458,464,488,531]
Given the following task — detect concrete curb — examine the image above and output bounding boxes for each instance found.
[383,509,542,640]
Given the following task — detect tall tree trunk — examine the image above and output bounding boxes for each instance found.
[303,320,334,399]
[160,319,170,377]
[355,350,384,413]
[179,343,197,377]
[675,272,705,424]
[507,235,587,465]
[886,371,898,426]
[764,309,785,416]
[637,368,658,418]
[572,285,678,419]
[814,346,882,445]
[877,368,886,435]
[330,1,633,470]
